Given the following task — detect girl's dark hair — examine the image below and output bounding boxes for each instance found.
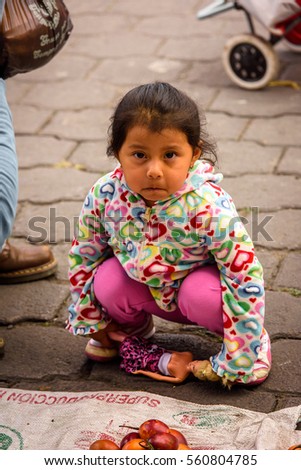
[106,82,217,165]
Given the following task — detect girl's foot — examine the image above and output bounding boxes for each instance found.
[85,315,155,362]
[85,339,119,362]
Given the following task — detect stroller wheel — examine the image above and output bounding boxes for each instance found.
[222,34,280,90]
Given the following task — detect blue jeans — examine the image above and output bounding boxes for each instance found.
[0,0,4,18]
[0,0,18,249]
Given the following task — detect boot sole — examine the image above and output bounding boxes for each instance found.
[0,259,58,284]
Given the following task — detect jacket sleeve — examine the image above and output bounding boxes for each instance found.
[67,184,113,335]
[203,193,265,383]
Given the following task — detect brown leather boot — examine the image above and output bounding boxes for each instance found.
[0,240,57,284]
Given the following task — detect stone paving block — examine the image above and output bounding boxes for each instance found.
[5,79,31,104]
[11,105,53,134]
[41,108,111,141]
[0,281,69,325]
[18,168,98,203]
[264,291,301,339]
[210,88,301,117]
[173,82,218,110]
[280,61,301,82]
[160,37,223,61]
[14,53,97,82]
[0,325,87,379]
[135,15,247,38]
[70,141,116,174]
[89,57,186,85]
[277,147,301,175]
[185,60,230,88]
[243,116,301,146]
[110,0,200,16]
[276,47,299,60]
[55,295,72,328]
[273,253,301,291]
[69,0,119,15]
[21,81,116,111]
[68,33,161,59]
[206,112,249,140]
[261,339,301,394]
[245,209,301,250]
[277,396,301,410]
[134,14,208,38]
[52,245,70,282]
[13,201,83,244]
[221,175,301,211]
[16,136,76,169]
[255,249,282,289]
[72,13,132,35]
[216,141,281,176]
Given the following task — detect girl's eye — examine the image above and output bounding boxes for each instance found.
[133,152,145,159]
[165,152,176,159]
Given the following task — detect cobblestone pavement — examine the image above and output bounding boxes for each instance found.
[0,0,300,414]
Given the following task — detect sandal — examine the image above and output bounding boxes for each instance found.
[85,339,119,362]
[85,315,156,362]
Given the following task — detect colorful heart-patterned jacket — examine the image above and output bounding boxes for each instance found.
[67,160,265,382]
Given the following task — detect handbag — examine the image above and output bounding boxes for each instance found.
[0,0,73,78]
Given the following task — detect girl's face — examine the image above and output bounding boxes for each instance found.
[117,125,201,207]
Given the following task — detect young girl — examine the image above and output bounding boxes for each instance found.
[67,82,271,387]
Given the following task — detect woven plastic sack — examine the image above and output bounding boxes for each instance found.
[0,0,73,78]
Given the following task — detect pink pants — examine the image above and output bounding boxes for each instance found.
[94,257,223,336]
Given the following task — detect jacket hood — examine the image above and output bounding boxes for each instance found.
[114,160,223,204]
[180,159,223,195]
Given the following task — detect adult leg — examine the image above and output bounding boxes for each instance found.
[0,1,5,20]
[0,80,57,283]
[0,78,17,248]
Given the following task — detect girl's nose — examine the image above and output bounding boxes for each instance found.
[146,160,163,178]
